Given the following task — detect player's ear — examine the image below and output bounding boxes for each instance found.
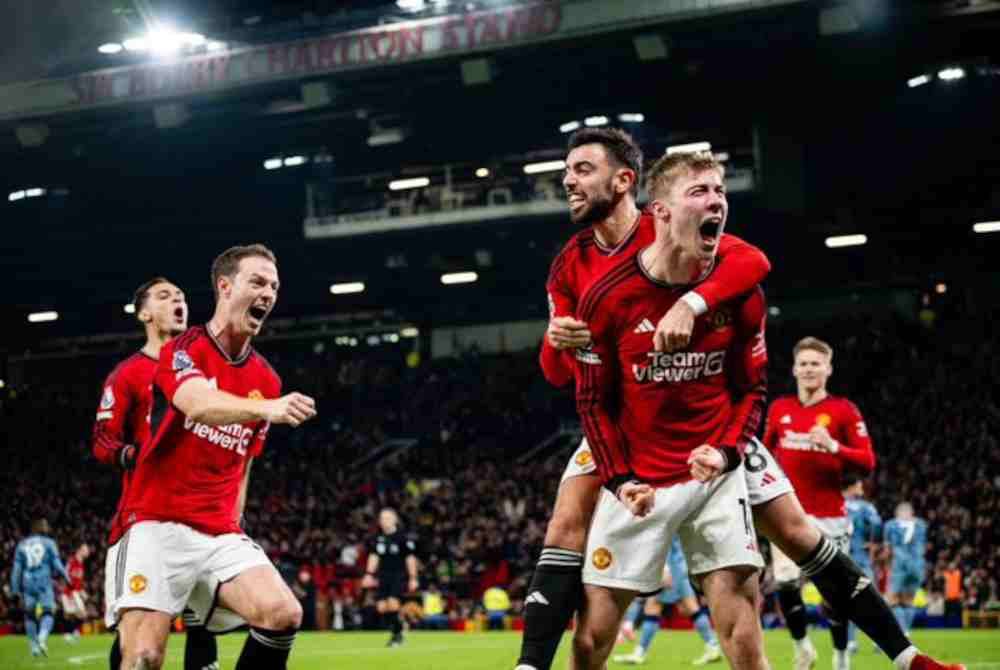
[137,308,152,324]
[615,167,635,195]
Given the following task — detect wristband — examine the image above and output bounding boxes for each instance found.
[679,291,709,316]
[605,473,638,498]
[718,446,741,473]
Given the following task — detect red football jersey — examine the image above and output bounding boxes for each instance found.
[111,326,281,544]
[575,254,768,487]
[66,556,85,592]
[92,351,158,542]
[541,213,771,387]
[763,395,875,518]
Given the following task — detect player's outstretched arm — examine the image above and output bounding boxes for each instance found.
[361,554,380,589]
[10,546,24,596]
[173,377,316,427]
[653,234,770,352]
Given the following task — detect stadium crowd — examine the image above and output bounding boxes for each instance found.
[2,300,998,631]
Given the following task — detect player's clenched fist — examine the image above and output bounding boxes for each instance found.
[654,299,695,352]
[264,392,317,427]
[687,445,725,482]
[547,316,591,350]
[617,481,655,518]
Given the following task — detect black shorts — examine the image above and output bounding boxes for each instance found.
[376,572,407,601]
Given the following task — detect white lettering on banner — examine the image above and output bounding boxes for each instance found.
[183,416,255,455]
[69,4,560,109]
[633,350,725,384]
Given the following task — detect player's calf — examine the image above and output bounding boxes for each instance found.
[119,609,172,670]
[701,567,768,670]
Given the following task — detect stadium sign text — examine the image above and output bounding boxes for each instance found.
[76,4,559,107]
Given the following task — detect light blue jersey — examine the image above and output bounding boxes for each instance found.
[659,536,695,604]
[11,535,68,606]
[846,498,882,575]
[884,518,927,594]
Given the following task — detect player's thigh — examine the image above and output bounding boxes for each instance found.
[643,597,663,616]
[118,608,173,660]
[753,491,821,564]
[676,596,700,617]
[679,466,763,583]
[582,487,680,595]
[218,564,301,629]
[380,596,401,612]
[548,441,603,549]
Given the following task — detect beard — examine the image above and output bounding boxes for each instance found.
[569,183,618,226]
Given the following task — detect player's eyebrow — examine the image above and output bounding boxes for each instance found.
[251,272,280,291]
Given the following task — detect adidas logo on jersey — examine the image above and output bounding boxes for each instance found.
[633,318,656,334]
[525,591,550,606]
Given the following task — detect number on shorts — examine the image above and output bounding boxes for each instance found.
[744,440,767,474]
[738,498,752,536]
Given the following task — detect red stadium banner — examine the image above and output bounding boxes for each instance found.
[0,0,802,120]
[73,3,560,107]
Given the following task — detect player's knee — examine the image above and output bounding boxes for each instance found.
[131,645,166,670]
[270,596,303,630]
[544,507,588,550]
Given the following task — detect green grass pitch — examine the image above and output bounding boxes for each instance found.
[1,628,996,669]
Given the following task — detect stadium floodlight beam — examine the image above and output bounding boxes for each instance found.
[123,37,149,51]
[124,304,136,314]
[824,234,867,248]
[907,74,931,88]
[523,160,566,175]
[441,271,478,285]
[401,327,419,338]
[559,121,581,133]
[389,177,430,191]
[330,282,365,295]
[618,113,645,123]
[0,379,5,389]
[667,141,712,155]
[206,41,227,52]
[973,221,1000,234]
[98,43,123,54]
[263,158,283,170]
[8,190,25,202]
[935,283,947,294]
[180,33,205,47]
[938,67,965,82]
[584,115,609,127]
[28,311,59,323]
[283,155,307,167]
[25,187,45,197]
[475,168,490,178]
[397,0,426,11]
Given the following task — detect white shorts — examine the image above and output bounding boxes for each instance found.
[560,438,598,483]
[771,516,851,583]
[743,437,795,507]
[61,591,86,617]
[582,466,764,594]
[104,521,271,631]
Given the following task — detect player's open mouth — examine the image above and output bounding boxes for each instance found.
[567,193,585,209]
[247,304,268,325]
[173,306,185,321]
[699,218,722,245]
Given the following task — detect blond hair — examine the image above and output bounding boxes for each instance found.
[645,150,724,200]
[793,336,833,362]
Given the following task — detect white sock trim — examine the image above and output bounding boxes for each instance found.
[893,645,919,670]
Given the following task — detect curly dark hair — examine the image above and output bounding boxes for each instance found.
[567,127,643,196]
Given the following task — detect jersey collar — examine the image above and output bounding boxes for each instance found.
[205,325,253,366]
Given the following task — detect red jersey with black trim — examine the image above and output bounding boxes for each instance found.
[111,325,281,544]
[575,254,768,487]
[92,351,158,542]
[66,556,85,592]
[541,213,771,387]
[763,395,875,518]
